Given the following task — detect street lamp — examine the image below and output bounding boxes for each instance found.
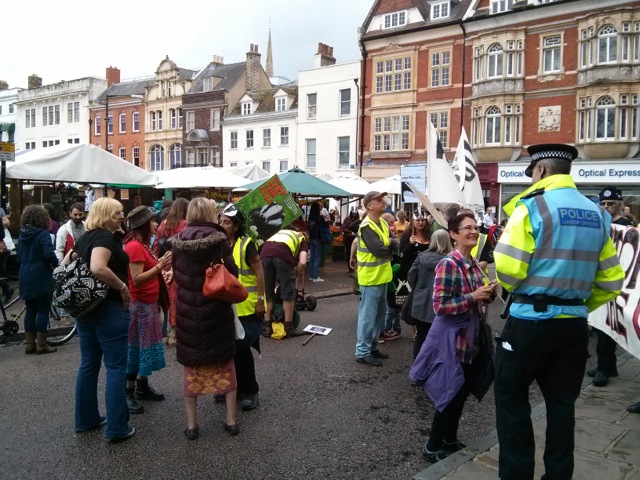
[104,94,144,151]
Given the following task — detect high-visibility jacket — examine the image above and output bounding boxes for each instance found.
[356,217,392,286]
[233,235,259,317]
[266,230,305,257]
[495,174,623,320]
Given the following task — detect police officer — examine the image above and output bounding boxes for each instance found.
[494,144,624,480]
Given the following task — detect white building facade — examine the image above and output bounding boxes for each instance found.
[296,56,360,176]
[14,77,107,152]
[222,88,298,174]
[0,88,21,143]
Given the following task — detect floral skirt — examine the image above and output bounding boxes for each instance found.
[127,300,166,376]
[183,360,236,397]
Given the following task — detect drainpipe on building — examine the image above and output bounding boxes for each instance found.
[358,35,367,179]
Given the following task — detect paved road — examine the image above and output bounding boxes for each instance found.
[0,267,604,480]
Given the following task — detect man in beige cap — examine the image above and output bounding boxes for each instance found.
[351,191,398,366]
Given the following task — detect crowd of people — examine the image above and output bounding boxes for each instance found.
[6,145,639,476]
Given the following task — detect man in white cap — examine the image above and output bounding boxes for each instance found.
[494,144,624,480]
[351,191,398,366]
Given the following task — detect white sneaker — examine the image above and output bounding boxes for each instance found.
[311,277,325,283]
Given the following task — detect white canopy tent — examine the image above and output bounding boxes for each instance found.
[369,175,402,195]
[154,167,250,189]
[327,175,371,196]
[7,144,158,186]
[227,164,270,181]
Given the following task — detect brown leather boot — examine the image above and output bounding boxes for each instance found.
[36,332,57,354]
[25,332,36,355]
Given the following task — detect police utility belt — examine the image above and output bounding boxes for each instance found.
[513,294,583,313]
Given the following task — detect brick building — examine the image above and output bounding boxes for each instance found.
[359,0,640,212]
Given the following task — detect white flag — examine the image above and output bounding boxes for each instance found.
[427,121,464,206]
[452,127,484,217]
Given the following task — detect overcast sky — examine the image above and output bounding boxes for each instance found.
[4,0,374,89]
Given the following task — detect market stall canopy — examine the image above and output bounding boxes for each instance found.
[369,175,402,195]
[227,163,271,181]
[7,144,158,186]
[234,168,351,198]
[155,167,250,189]
[327,174,371,196]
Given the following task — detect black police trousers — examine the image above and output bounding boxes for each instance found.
[494,316,589,480]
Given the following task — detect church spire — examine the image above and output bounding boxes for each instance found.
[266,25,274,78]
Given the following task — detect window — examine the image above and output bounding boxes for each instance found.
[211,147,220,167]
[279,160,288,172]
[67,103,73,123]
[151,111,157,131]
[280,126,289,145]
[338,136,350,167]
[25,141,35,149]
[67,102,79,123]
[430,51,451,87]
[596,96,615,140]
[119,113,126,133]
[210,109,219,131]
[9,104,14,114]
[55,105,60,124]
[485,106,501,145]
[276,97,287,112]
[490,0,513,14]
[186,149,195,166]
[487,44,503,78]
[186,111,195,131]
[132,147,140,167]
[543,35,562,73]
[431,1,450,20]
[230,131,238,149]
[373,114,410,151]
[242,102,252,116]
[150,145,164,171]
[203,77,213,92]
[263,128,271,147]
[170,109,176,129]
[375,57,412,93]
[262,161,271,172]
[307,93,317,119]
[119,147,126,160]
[306,139,316,168]
[246,130,254,148]
[107,114,113,135]
[132,112,140,132]
[598,26,618,63]
[43,106,48,127]
[178,108,183,129]
[25,108,35,128]
[339,89,351,116]
[95,116,102,135]
[157,110,163,130]
[170,144,182,169]
[429,112,449,148]
[198,149,207,166]
[383,11,406,29]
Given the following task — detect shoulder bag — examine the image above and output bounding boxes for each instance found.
[202,246,249,304]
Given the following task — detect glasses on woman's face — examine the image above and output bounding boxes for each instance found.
[458,225,479,232]
[600,201,617,207]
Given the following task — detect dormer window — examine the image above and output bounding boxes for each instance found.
[384,11,407,29]
[276,97,287,112]
[431,1,450,20]
[491,0,513,14]
[203,77,213,92]
[242,102,252,116]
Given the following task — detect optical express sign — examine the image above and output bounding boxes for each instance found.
[498,161,640,185]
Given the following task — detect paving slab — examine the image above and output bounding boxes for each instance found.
[575,393,630,424]
[619,411,640,432]
[572,448,635,480]
[609,428,640,464]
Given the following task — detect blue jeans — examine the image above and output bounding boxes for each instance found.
[384,302,401,333]
[75,300,131,439]
[309,239,322,279]
[24,292,52,333]
[355,284,387,357]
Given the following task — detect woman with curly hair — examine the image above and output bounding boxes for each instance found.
[18,205,59,354]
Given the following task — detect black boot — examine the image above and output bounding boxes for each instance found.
[135,378,165,401]
[126,387,144,414]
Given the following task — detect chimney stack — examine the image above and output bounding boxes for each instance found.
[106,66,121,86]
[246,44,262,92]
[28,74,42,89]
[314,43,336,68]
[0,81,8,91]
[212,55,225,67]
